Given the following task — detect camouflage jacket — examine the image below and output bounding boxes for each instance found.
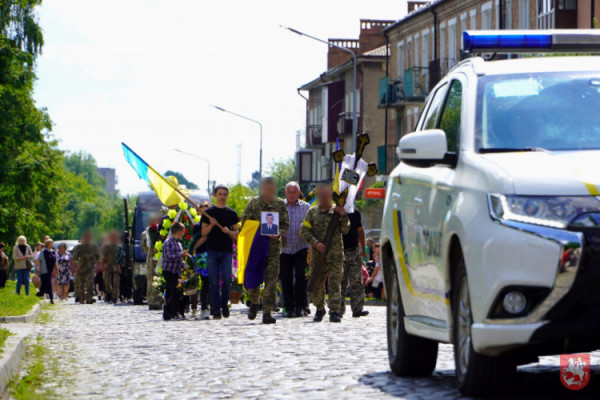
[72,243,100,271]
[141,230,157,265]
[301,205,350,260]
[100,244,120,270]
[241,196,290,251]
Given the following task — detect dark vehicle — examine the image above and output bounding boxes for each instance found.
[130,190,209,304]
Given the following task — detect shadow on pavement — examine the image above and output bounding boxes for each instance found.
[359,366,600,399]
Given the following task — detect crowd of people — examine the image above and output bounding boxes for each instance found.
[151,177,383,324]
[0,178,384,324]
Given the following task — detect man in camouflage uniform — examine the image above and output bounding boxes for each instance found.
[340,209,369,318]
[101,230,121,304]
[72,231,100,304]
[141,215,164,310]
[241,177,290,324]
[301,184,350,323]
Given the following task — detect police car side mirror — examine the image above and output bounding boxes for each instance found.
[397,129,453,168]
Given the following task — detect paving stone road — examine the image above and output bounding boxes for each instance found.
[35,301,600,400]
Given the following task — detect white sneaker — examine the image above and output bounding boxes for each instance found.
[200,309,210,320]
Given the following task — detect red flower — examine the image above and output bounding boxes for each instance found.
[183,216,187,222]
[184,228,188,234]
[185,235,191,240]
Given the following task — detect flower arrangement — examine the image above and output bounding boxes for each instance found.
[152,275,166,293]
[153,201,202,262]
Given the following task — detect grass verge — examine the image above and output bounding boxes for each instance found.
[0,328,13,353]
[0,280,40,316]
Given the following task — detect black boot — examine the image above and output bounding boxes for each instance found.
[314,309,325,322]
[262,313,276,324]
[352,310,370,318]
[248,304,259,320]
[330,312,342,323]
[295,307,304,318]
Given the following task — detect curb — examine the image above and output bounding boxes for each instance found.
[0,303,42,324]
[0,326,33,393]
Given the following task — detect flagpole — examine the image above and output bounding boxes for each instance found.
[122,143,224,230]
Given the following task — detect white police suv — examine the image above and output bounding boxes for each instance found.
[380,30,600,397]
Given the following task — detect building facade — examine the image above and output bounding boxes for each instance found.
[380,0,600,172]
[296,19,394,188]
[97,167,117,195]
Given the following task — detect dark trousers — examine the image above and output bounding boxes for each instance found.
[163,271,182,319]
[280,248,308,312]
[207,251,232,315]
[40,273,54,302]
[200,275,209,310]
[0,270,7,289]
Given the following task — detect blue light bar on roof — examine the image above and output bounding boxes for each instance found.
[463,30,600,53]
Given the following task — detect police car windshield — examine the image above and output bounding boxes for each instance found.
[476,72,600,152]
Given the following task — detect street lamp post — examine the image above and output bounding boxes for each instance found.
[282,26,358,151]
[210,105,263,180]
[174,148,212,195]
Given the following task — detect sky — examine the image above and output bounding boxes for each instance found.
[33,0,408,195]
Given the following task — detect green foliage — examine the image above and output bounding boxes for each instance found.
[266,157,295,198]
[0,280,40,316]
[164,170,198,190]
[247,170,260,191]
[0,328,12,353]
[9,336,58,400]
[227,184,257,216]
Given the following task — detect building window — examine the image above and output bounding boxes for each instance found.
[558,0,576,10]
[460,12,467,33]
[519,0,530,29]
[537,0,554,29]
[414,34,420,69]
[504,0,513,29]
[421,29,429,75]
[440,23,446,63]
[482,2,493,29]
[448,19,457,67]
[397,41,405,81]
[407,37,413,68]
[470,9,477,29]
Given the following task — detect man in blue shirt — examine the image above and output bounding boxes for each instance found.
[280,182,310,318]
[162,222,189,321]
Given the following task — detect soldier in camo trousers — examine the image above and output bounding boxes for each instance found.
[101,230,121,304]
[72,231,99,304]
[339,209,369,318]
[301,184,350,323]
[241,177,290,324]
[142,215,164,310]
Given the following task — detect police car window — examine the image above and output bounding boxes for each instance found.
[477,72,600,151]
[439,80,462,153]
[422,83,448,131]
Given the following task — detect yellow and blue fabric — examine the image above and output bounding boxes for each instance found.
[236,220,269,289]
[332,138,342,195]
[122,143,188,207]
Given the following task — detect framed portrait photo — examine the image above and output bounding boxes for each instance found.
[260,211,279,236]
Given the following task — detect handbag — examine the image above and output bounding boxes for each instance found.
[32,274,41,289]
[25,259,35,271]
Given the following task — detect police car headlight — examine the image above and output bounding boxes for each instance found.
[488,194,600,229]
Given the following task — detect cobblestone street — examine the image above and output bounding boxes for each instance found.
[36,302,600,400]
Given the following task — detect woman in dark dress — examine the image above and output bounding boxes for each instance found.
[38,239,56,304]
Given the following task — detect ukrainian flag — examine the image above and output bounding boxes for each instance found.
[122,143,188,207]
[332,138,342,194]
[236,220,270,289]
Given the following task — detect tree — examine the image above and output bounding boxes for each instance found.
[247,171,260,191]
[164,170,198,190]
[227,184,257,216]
[266,158,295,198]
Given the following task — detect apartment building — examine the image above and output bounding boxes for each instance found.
[296,19,394,187]
[379,0,600,172]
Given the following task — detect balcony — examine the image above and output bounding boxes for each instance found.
[308,124,322,146]
[378,67,429,108]
[337,112,353,136]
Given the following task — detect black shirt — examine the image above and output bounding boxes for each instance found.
[342,210,363,250]
[200,206,239,253]
[192,223,207,254]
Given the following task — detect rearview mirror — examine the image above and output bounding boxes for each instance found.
[397,129,453,168]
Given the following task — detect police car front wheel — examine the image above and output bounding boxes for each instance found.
[386,264,438,376]
[453,258,516,397]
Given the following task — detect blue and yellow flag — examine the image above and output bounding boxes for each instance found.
[236,220,270,289]
[332,138,342,195]
[122,143,189,207]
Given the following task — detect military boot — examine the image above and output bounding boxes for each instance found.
[248,304,259,320]
[314,309,326,322]
[262,313,276,324]
[330,312,342,323]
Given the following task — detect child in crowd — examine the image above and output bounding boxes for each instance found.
[162,222,189,321]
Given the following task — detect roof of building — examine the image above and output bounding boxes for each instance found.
[298,55,386,91]
[362,44,388,57]
[384,0,449,33]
